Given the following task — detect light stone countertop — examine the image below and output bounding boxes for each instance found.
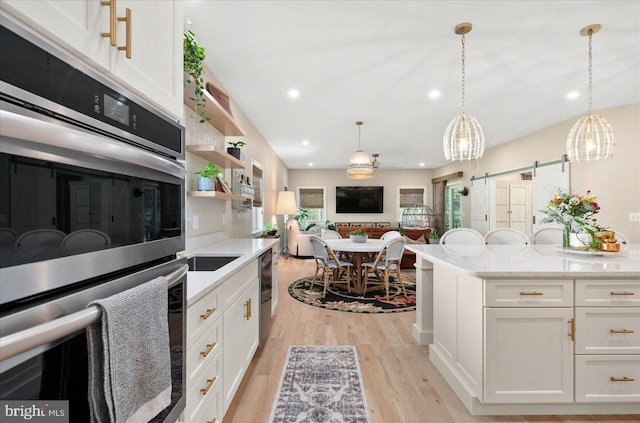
[406,244,640,278]
[181,238,278,305]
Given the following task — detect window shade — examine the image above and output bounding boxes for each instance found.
[399,188,424,208]
[299,188,324,208]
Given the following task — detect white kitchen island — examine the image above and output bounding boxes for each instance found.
[406,243,640,415]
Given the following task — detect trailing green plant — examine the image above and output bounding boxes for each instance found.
[325,220,336,231]
[294,207,308,225]
[184,23,209,124]
[194,162,223,179]
[227,140,246,148]
[428,229,439,239]
[305,222,317,231]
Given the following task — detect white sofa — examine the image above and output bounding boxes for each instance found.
[286,219,320,257]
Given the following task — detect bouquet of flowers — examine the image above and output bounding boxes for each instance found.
[541,189,600,230]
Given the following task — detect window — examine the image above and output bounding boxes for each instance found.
[398,187,426,224]
[298,187,325,223]
[444,181,463,231]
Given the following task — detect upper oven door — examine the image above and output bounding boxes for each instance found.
[0,100,185,306]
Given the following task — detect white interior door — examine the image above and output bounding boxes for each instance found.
[470,179,489,234]
[510,183,531,234]
[495,183,510,228]
[532,163,570,234]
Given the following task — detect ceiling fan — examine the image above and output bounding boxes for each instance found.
[372,153,380,169]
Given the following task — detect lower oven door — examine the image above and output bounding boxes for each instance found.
[0,258,187,423]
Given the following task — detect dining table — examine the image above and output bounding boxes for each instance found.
[324,238,387,294]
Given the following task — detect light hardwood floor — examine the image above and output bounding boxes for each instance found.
[223,257,638,423]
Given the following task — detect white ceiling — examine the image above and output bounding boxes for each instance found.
[183,1,640,170]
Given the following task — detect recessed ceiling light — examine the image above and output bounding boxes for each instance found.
[288,89,300,99]
[428,90,441,99]
[419,162,425,167]
[302,139,309,145]
[308,162,313,167]
[566,91,580,100]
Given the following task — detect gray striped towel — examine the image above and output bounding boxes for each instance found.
[87,276,171,423]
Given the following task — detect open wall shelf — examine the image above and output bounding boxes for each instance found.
[186,145,246,169]
[186,190,246,201]
[184,80,246,137]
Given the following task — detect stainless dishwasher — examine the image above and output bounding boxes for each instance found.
[259,248,273,345]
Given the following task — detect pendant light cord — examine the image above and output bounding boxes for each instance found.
[588,28,593,114]
[461,33,466,113]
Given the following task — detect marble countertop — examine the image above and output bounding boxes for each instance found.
[181,238,278,305]
[406,244,640,278]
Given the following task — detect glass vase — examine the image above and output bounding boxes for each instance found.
[563,224,571,248]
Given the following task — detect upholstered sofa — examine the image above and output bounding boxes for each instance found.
[336,225,431,268]
[286,219,321,257]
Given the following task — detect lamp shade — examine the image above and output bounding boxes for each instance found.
[275,191,297,215]
[566,113,615,161]
[443,113,485,161]
[346,149,373,179]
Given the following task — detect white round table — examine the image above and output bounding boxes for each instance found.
[324,238,387,293]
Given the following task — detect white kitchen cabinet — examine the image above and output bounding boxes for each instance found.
[484,307,574,403]
[223,272,259,411]
[1,0,183,119]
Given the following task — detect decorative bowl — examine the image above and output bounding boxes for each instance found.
[350,234,368,243]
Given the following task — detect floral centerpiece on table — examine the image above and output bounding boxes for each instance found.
[540,189,600,249]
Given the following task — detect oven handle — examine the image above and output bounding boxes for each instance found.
[0,264,188,362]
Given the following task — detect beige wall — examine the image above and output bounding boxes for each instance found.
[288,169,434,227]
[433,103,640,243]
[185,67,289,249]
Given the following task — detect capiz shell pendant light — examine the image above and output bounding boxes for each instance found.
[567,24,615,161]
[443,23,485,161]
[347,121,373,179]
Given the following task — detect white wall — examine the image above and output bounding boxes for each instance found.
[433,103,640,243]
[288,169,433,227]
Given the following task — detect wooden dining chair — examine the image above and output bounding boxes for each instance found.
[362,237,407,300]
[309,236,353,298]
[380,230,402,240]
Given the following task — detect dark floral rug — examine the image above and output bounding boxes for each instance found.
[269,345,371,423]
[288,274,416,313]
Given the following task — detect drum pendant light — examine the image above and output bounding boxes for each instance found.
[443,22,485,162]
[347,121,373,179]
[566,24,615,161]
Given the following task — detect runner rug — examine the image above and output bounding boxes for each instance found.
[269,345,372,423]
[288,274,416,313]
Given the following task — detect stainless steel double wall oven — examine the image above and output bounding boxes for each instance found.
[0,16,186,423]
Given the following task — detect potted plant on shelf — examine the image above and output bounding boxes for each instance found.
[227,140,245,160]
[184,23,210,126]
[348,229,368,243]
[194,162,223,191]
[263,223,279,237]
[427,229,439,244]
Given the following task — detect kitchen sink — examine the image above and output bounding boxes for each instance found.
[187,255,240,271]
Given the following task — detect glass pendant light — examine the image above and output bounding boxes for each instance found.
[566,24,615,161]
[443,22,485,162]
[347,121,373,179]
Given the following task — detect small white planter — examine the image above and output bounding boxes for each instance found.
[196,176,214,191]
[350,234,368,243]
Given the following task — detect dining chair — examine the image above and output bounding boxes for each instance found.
[532,227,563,245]
[61,229,111,248]
[485,228,529,245]
[439,228,485,245]
[380,230,402,241]
[362,237,407,300]
[15,229,66,254]
[321,229,342,240]
[309,236,353,298]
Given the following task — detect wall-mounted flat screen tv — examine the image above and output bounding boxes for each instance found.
[336,186,383,213]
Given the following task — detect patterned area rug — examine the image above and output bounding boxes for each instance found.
[288,274,416,313]
[269,345,371,423]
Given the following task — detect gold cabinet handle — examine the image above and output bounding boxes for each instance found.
[200,342,217,358]
[200,376,217,395]
[611,376,635,382]
[244,298,251,320]
[520,291,544,296]
[610,291,635,296]
[117,8,131,59]
[100,0,116,46]
[568,318,575,341]
[207,419,217,423]
[610,329,635,334]
[200,308,216,320]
